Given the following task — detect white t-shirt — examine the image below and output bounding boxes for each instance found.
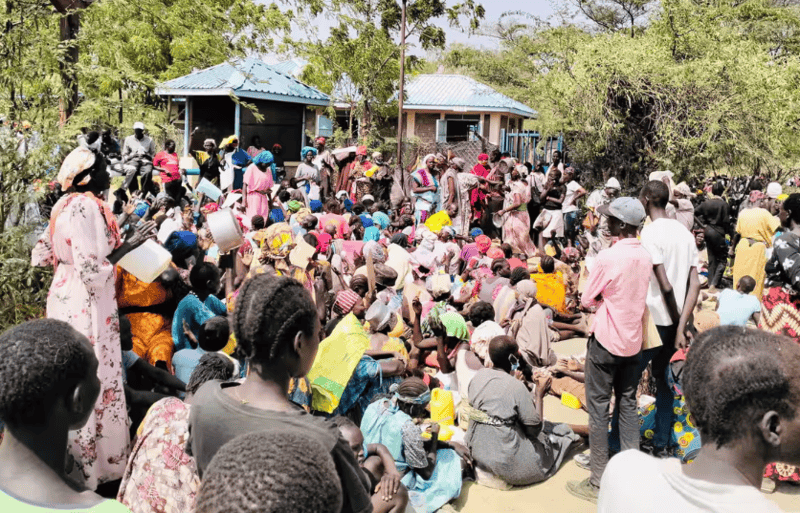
[640,218,699,326]
[562,180,582,213]
[598,450,783,513]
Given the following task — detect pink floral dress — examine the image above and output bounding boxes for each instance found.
[31,193,130,490]
[117,398,199,513]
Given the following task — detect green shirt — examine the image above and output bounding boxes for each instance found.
[0,489,132,512]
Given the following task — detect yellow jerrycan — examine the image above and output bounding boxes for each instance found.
[429,388,455,426]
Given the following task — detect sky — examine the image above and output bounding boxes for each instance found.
[266,0,562,60]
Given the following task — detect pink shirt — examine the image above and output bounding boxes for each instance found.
[581,238,652,357]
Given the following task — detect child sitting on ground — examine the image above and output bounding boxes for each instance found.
[0,319,130,511]
[173,316,234,384]
[716,275,761,327]
[171,261,226,352]
[331,416,409,513]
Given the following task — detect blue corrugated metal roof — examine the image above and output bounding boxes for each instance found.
[156,58,329,107]
[404,74,536,118]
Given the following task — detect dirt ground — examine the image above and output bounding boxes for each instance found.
[453,337,800,512]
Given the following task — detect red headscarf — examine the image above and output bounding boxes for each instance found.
[475,235,492,254]
[356,145,368,156]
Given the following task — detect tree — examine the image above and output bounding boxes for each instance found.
[573,0,655,36]
[287,0,485,144]
[441,0,800,186]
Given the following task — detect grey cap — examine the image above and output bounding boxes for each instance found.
[597,197,646,226]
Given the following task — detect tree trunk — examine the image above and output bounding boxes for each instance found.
[58,12,80,125]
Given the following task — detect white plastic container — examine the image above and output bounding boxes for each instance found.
[207,208,244,253]
[196,178,223,201]
[118,239,173,283]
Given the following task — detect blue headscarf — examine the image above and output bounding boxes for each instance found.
[360,215,374,228]
[363,226,380,242]
[301,146,318,159]
[372,211,390,230]
[269,208,285,223]
[164,231,197,259]
[470,227,484,238]
[343,198,353,212]
[309,200,323,213]
[253,150,277,181]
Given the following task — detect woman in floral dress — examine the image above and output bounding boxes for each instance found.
[32,147,154,490]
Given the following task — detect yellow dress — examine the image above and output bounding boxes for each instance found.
[733,208,780,299]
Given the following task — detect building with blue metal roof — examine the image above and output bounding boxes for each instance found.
[401,74,536,148]
[156,58,329,160]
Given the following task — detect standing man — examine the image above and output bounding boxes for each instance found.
[313,136,336,200]
[585,177,621,258]
[639,179,701,457]
[122,121,155,194]
[566,197,653,503]
[561,166,588,248]
[695,180,730,289]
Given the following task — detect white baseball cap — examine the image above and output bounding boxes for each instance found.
[133,122,145,130]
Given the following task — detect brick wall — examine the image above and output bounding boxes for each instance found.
[414,113,439,144]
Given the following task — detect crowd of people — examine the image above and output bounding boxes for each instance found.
[0,122,798,513]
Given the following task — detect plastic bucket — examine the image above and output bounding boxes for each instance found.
[196,178,222,201]
[118,239,173,283]
[207,208,244,253]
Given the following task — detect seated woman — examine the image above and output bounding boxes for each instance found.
[504,280,557,368]
[116,266,175,369]
[465,336,582,487]
[188,274,373,513]
[531,256,587,340]
[466,301,505,364]
[333,416,409,513]
[360,377,472,513]
[117,353,235,513]
[327,302,406,422]
[0,319,129,511]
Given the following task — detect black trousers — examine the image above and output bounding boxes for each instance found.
[704,225,727,288]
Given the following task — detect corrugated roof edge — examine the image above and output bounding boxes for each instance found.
[403,74,536,117]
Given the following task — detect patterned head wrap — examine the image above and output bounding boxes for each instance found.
[487,247,504,259]
[356,145,368,156]
[315,136,327,145]
[363,241,386,264]
[391,383,431,405]
[301,146,318,159]
[260,222,294,261]
[287,200,303,213]
[749,190,766,203]
[475,235,492,254]
[57,147,96,189]
[333,289,361,316]
[470,228,484,238]
[221,135,239,147]
[478,153,489,162]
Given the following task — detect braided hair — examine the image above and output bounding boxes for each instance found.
[196,431,342,513]
[509,266,529,286]
[684,326,800,448]
[233,274,318,367]
[0,319,93,426]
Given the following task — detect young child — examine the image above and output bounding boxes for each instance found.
[716,276,761,327]
[171,261,226,352]
[173,316,234,384]
[0,319,130,511]
[331,416,409,513]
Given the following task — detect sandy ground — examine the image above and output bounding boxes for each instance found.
[453,337,800,512]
